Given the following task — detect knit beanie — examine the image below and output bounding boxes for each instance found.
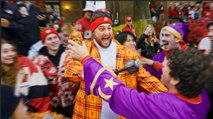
[41,27,60,44]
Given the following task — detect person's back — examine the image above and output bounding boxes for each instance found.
[15,1,42,56]
[1,85,32,119]
[16,55,51,112]
[1,1,25,49]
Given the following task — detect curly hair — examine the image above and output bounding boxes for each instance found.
[167,48,213,98]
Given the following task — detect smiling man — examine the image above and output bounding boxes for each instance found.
[143,23,189,80]
[65,11,167,119]
[32,28,79,117]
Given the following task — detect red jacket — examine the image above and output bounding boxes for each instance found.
[17,55,51,112]
[168,6,174,17]
[73,17,91,40]
[122,25,138,38]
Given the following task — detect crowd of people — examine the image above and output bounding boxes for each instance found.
[1,0,213,119]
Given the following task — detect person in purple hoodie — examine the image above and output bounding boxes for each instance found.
[67,39,211,119]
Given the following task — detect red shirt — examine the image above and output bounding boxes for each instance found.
[73,17,92,40]
[122,25,138,38]
[168,6,174,17]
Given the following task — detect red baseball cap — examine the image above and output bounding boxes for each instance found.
[126,16,132,22]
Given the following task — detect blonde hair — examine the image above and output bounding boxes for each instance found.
[147,24,157,39]
[1,39,18,87]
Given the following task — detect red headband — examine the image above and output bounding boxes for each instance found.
[90,17,112,32]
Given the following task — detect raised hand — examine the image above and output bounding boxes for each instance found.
[67,40,89,62]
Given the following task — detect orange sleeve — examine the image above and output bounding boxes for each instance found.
[64,59,83,82]
[137,66,168,93]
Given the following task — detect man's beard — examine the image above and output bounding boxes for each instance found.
[96,38,112,48]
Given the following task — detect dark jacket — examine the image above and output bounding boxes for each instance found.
[15,3,42,56]
[1,85,22,119]
[1,2,42,56]
[39,45,66,67]
[1,1,25,46]
[136,34,162,58]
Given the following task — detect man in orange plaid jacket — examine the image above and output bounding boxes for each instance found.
[65,11,167,119]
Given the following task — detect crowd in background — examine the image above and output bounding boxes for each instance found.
[1,0,213,119]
